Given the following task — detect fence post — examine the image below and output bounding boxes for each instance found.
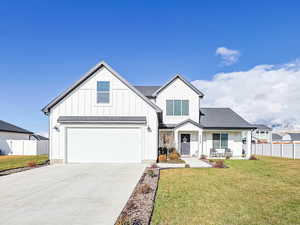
[9,140,13,155]
[293,142,295,160]
[270,143,273,156]
[280,144,283,158]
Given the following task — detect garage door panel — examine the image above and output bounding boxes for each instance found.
[67,127,142,163]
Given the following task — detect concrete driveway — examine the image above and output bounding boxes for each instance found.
[0,163,146,225]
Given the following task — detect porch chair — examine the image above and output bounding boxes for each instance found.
[210,148,217,157]
[225,148,233,158]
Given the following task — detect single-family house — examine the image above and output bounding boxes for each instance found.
[272,133,283,143]
[42,61,255,163]
[30,134,49,141]
[252,124,272,143]
[281,133,300,143]
[0,120,33,140]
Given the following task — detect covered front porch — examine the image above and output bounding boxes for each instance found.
[159,125,252,159]
[159,120,203,157]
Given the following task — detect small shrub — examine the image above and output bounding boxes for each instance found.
[225,155,231,160]
[185,164,190,168]
[131,219,143,225]
[169,147,176,153]
[200,154,207,160]
[249,155,258,160]
[158,154,167,162]
[213,160,226,168]
[147,169,156,177]
[168,151,181,160]
[139,184,153,194]
[126,201,137,210]
[209,159,214,163]
[27,161,37,167]
[115,216,130,225]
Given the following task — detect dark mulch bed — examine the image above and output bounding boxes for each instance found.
[115,166,160,225]
[0,161,50,176]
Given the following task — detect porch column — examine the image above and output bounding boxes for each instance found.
[198,131,202,157]
[174,130,179,152]
[246,130,252,159]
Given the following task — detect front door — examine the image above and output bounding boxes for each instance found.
[180,134,190,155]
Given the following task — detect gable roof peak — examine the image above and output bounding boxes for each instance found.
[152,73,204,97]
[42,61,162,114]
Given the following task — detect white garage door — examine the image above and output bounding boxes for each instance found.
[67,127,142,163]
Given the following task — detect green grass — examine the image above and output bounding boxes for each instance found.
[151,157,300,225]
[0,155,49,171]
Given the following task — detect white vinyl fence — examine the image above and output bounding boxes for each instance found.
[250,143,300,159]
[0,140,49,155]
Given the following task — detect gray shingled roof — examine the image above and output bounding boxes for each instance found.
[287,133,300,141]
[200,108,255,129]
[0,120,33,134]
[57,116,147,124]
[134,86,161,97]
[272,133,282,140]
[175,119,203,129]
[31,134,49,140]
[253,124,272,131]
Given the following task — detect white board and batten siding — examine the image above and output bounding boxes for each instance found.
[49,66,158,163]
[155,78,200,124]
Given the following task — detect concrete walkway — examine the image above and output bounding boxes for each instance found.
[157,157,212,168]
[183,157,212,168]
[0,163,146,225]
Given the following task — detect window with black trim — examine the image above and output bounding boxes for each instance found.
[213,133,228,149]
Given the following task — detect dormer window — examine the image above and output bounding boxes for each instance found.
[97,81,110,103]
[166,100,189,116]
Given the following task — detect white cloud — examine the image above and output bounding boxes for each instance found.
[216,47,240,66]
[192,59,300,130]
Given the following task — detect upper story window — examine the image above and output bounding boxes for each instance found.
[97,81,110,103]
[166,100,189,116]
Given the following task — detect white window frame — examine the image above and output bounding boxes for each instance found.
[96,81,112,106]
[166,99,189,116]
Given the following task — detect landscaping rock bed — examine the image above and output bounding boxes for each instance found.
[0,161,49,176]
[115,166,160,225]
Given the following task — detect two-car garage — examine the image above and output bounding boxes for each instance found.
[58,116,146,163]
[66,127,142,163]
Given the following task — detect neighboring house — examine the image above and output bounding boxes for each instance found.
[252,124,272,143]
[0,120,33,140]
[272,133,283,143]
[281,133,300,143]
[30,134,49,141]
[42,61,255,164]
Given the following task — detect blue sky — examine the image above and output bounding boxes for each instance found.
[1,0,300,134]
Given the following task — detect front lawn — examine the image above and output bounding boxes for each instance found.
[0,155,49,171]
[151,157,300,225]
